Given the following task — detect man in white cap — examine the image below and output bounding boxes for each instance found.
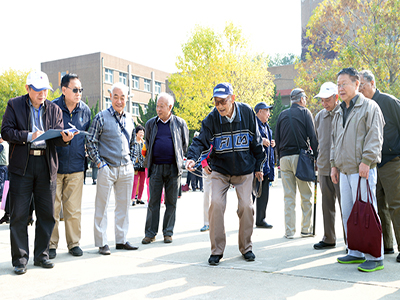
[313,82,345,250]
[1,71,75,275]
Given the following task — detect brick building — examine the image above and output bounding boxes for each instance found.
[41,52,170,121]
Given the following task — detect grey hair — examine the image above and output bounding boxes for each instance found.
[359,70,376,88]
[158,92,174,107]
[111,82,129,95]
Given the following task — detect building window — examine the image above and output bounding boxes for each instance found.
[119,72,127,85]
[105,69,113,84]
[274,74,282,79]
[144,79,151,92]
[132,103,140,116]
[105,97,112,109]
[155,82,162,94]
[60,71,67,80]
[144,105,148,114]
[132,76,139,89]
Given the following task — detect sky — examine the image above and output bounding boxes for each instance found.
[0,0,301,75]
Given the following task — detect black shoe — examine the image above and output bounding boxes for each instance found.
[243,251,256,261]
[137,200,145,204]
[0,213,10,224]
[397,253,400,263]
[314,241,336,250]
[131,201,136,206]
[256,221,273,229]
[69,246,83,256]
[384,248,394,254]
[116,241,139,250]
[92,180,96,185]
[14,265,27,275]
[49,249,57,259]
[208,254,223,265]
[34,259,54,268]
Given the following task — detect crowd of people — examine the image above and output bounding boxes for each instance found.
[0,67,399,275]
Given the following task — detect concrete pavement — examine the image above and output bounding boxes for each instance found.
[0,177,399,299]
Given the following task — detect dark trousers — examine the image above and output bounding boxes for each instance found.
[9,155,56,266]
[253,176,270,225]
[145,164,180,237]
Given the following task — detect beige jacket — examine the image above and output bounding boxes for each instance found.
[330,93,385,175]
[315,104,340,176]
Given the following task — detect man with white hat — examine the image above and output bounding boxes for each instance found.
[1,71,75,275]
[313,82,345,250]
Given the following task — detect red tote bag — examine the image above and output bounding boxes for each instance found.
[347,177,382,258]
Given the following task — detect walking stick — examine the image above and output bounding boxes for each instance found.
[312,171,318,236]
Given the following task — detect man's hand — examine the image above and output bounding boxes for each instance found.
[359,162,370,179]
[262,137,270,147]
[271,139,276,148]
[186,159,196,172]
[255,171,263,182]
[331,167,339,184]
[203,165,212,175]
[60,130,77,143]
[32,130,44,141]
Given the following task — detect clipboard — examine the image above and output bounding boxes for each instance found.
[32,129,89,142]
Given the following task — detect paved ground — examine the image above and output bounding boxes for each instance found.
[0,177,399,300]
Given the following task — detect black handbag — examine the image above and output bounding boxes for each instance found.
[288,110,315,182]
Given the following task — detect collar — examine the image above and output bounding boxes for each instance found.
[108,105,126,118]
[61,94,80,111]
[323,103,341,118]
[340,94,359,110]
[157,114,172,124]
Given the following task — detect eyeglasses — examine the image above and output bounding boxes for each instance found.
[337,82,351,89]
[67,86,83,93]
[212,96,230,106]
[359,82,369,89]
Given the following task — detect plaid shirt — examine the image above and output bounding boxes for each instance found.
[86,106,135,166]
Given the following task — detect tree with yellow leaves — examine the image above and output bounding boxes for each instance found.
[169,23,275,130]
[296,0,400,115]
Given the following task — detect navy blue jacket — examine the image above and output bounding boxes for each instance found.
[53,95,91,174]
[187,102,266,176]
[256,117,275,181]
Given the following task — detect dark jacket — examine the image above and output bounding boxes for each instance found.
[256,117,275,181]
[145,115,189,176]
[1,94,68,182]
[275,103,318,159]
[371,89,400,167]
[187,102,266,176]
[53,95,91,174]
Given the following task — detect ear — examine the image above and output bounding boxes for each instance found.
[61,86,67,96]
[25,85,30,93]
[231,95,235,103]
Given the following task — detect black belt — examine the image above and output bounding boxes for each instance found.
[29,149,46,156]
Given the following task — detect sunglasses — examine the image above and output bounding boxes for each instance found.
[211,95,231,106]
[66,86,83,93]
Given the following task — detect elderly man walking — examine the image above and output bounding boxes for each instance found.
[275,88,318,239]
[186,83,265,266]
[331,68,385,272]
[359,69,400,263]
[86,82,138,255]
[141,93,189,245]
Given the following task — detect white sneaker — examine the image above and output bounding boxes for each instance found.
[284,234,294,239]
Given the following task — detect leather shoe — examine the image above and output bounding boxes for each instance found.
[314,241,336,250]
[34,259,54,268]
[14,265,27,275]
[397,253,400,263]
[99,245,111,255]
[116,241,139,250]
[256,221,273,229]
[69,246,83,256]
[0,213,10,224]
[142,236,156,244]
[384,247,394,254]
[243,251,256,261]
[164,236,173,243]
[208,254,223,265]
[49,249,57,259]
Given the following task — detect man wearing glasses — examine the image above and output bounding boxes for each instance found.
[49,74,91,259]
[331,68,385,272]
[186,83,265,266]
[1,71,75,274]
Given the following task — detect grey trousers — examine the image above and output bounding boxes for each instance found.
[145,164,180,238]
[319,174,345,244]
[376,157,400,251]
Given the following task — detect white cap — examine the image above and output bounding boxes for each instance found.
[314,82,337,98]
[26,71,53,91]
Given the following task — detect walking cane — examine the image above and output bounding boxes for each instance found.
[312,171,318,236]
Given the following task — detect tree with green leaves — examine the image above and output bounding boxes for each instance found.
[169,22,275,131]
[268,53,299,67]
[269,86,287,139]
[296,0,400,115]
[137,97,157,127]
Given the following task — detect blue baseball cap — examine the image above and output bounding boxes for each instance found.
[213,83,233,98]
[254,102,273,113]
